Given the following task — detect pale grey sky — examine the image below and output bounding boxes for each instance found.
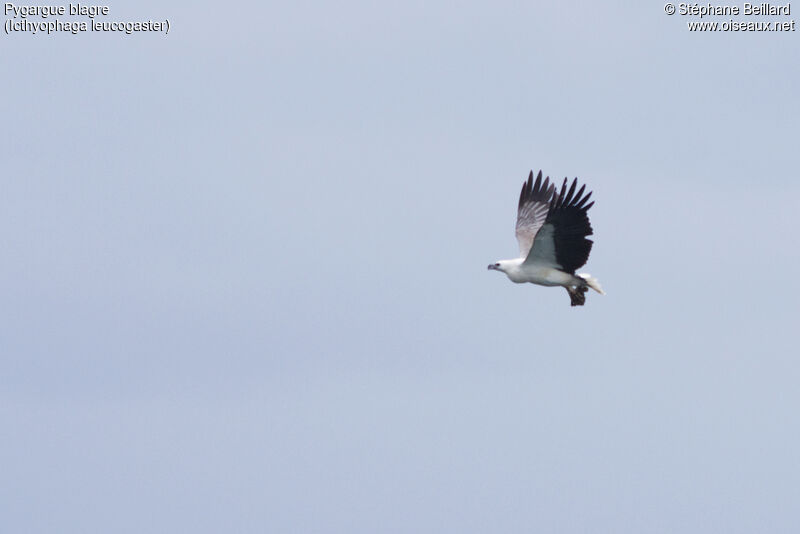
[2,1,799,532]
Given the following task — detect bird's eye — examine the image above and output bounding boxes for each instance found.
[495,263,500,267]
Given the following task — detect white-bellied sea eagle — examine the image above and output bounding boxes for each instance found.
[488,170,605,306]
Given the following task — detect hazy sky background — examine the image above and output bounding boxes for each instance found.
[2,1,799,532]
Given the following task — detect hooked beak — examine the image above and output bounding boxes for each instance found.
[487,264,498,270]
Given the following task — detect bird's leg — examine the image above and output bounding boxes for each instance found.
[566,285,587,306]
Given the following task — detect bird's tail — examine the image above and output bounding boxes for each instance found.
[577,273,605,295]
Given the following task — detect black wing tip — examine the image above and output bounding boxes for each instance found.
[520,169,551,208]
[550,176,595,212]
[520,169,595,211]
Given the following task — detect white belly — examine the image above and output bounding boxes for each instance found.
[508,264,577,287]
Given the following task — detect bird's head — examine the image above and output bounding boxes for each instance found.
[487,260,509,273]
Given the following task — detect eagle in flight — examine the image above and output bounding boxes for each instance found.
[488,170,604,306]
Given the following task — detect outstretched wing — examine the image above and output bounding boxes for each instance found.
[515,170,555,258]
[524,177,595,274]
